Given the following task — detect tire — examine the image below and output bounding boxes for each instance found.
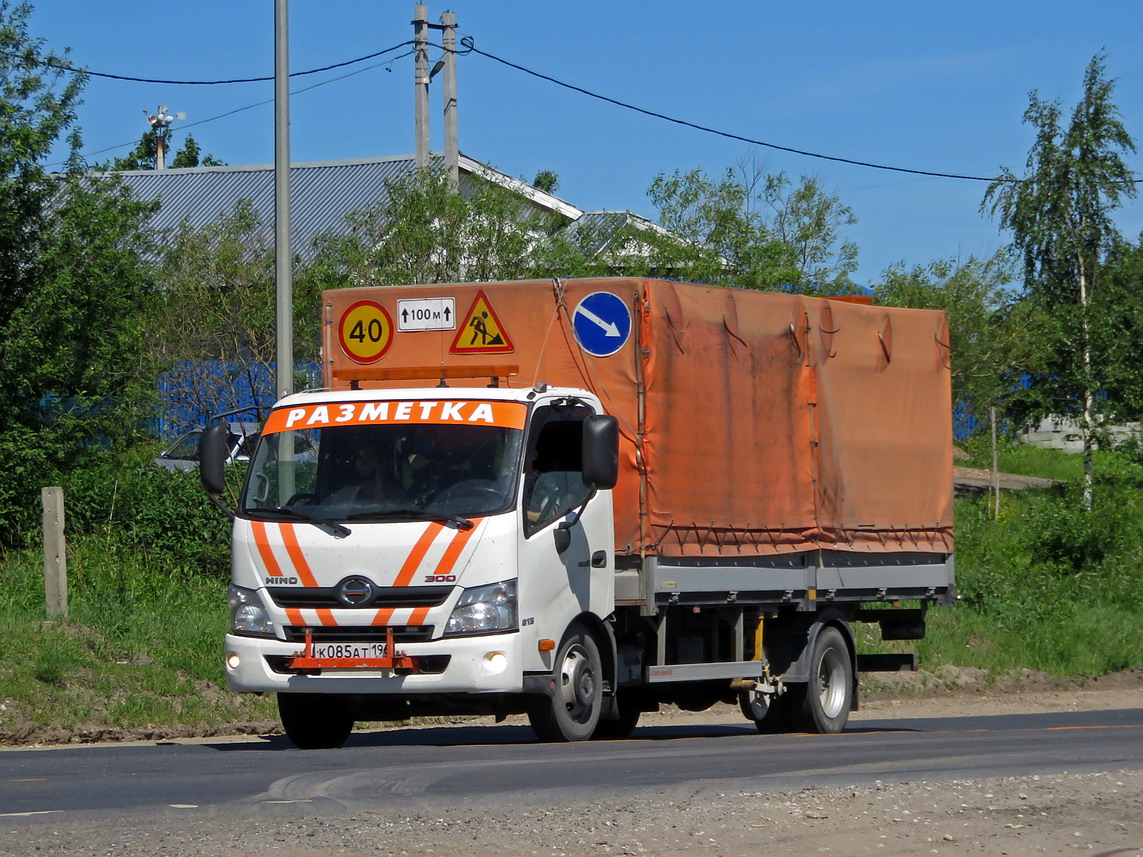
[739,687,793,734]
[592,694,641,740]
[527,622,603,742]
[277,692,355,749]
[790,626,853,734]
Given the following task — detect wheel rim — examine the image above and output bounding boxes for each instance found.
[817,645,848,719]
[558,643,597,723]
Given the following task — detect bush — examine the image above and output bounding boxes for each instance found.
[58,445,234,578]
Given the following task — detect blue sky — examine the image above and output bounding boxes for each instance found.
[31,1,1143,287]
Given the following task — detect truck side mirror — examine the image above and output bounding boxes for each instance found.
[582,415,619,490]
[198,421,230,497]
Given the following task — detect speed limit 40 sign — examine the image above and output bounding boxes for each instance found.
[337,300,393,363]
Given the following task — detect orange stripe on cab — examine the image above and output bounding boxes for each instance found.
[373,522,447,625]
[250,521,283,578]
[278,523,319,588]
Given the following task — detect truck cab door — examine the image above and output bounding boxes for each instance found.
[517,403,615,627]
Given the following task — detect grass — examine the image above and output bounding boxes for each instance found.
[0,537,275,739]
[1,438,1141,741]
[959,433,1087,482]
[860,441,1143,678]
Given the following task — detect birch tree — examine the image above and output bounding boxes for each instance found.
[982,53,1137,508]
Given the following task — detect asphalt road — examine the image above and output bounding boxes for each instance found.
[1,708,1141,823]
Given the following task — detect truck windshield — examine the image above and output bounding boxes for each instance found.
[240,420,523,524]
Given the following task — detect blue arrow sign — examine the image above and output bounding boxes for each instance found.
[572,291,632,357]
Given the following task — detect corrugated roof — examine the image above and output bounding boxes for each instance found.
[563,210,670,256]
[114,154,585,262]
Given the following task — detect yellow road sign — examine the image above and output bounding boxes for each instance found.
[450,290,514,354]
[338,300,394,363]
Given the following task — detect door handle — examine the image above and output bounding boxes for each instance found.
[591,550,608,568]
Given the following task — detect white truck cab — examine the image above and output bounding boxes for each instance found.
[203,384,620,747]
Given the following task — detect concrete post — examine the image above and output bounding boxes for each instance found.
[41,487,68,619]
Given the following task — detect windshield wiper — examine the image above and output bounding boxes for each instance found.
[248,507,351,539]
[342,508,474,531]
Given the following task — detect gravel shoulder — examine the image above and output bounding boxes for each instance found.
[1,671,1140,857]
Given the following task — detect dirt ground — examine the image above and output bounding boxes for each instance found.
[1,670,1140,857]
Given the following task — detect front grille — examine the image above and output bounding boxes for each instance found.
[268,585,451,610]
[282,624,433,644]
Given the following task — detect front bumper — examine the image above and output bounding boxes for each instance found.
[224,631,525,695]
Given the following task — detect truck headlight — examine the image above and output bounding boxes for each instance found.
[445,580,517,636]
[228,585,274,637]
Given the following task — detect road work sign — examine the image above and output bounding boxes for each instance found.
[338,300,394,363]
[450,290,514,354]
[572,291,632,357]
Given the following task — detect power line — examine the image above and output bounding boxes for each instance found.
[43,36,1142,185]
[63,51,415,166]
[44,41,414,85]
[457,37,1003,183]
[456,36,1143,186]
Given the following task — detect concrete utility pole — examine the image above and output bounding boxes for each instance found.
[440,10,459,188]
[413,5,461,183]
[413,4,430,169]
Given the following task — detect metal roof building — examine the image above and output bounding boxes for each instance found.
[115,153,587,262]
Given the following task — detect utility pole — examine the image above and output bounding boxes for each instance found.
[274,0,295,502]
[413,3,430,169]
[413,5,460,181]
[440,10,459,188]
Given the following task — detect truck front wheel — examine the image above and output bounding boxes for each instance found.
[789,626,853,734]
[277,692,355,749]
[527,622,603,742]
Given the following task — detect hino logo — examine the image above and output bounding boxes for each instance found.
[337,576,375,606]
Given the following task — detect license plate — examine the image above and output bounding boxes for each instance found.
[309,642,387,660]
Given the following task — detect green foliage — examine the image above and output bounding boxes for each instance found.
[982,53,1138,502]
[641,163,859,293]
[0,5,159,546]
[532,169,560,193]
[309,169,585,288]
[58,445,235,578]
[942,450,1143,673]
[146,200,310,418]
[105,128,225,171]
[0,543,275,736]
[959,434,1083,481]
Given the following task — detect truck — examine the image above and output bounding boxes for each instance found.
[200,277,955,748]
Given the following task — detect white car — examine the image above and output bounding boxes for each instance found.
[154,422,260,472]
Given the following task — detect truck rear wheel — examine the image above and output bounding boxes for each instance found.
[789,626,852,734]
[527,622,603,742]
[277,692,354,749]
[740,687,793,734]
[592,692,641,740]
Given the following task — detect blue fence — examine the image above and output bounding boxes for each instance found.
[156,361,322,441]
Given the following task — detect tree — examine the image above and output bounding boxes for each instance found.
[108,128,224,171]
[982,53,1138,507]
[308,169,590,288]
[642,165,860,293]
[532,169,560,194]
[146,201,313,424]
[0,1,158,542]
[872,253,1046,433]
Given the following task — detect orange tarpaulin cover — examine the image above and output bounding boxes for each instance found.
[323,278,953,557]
